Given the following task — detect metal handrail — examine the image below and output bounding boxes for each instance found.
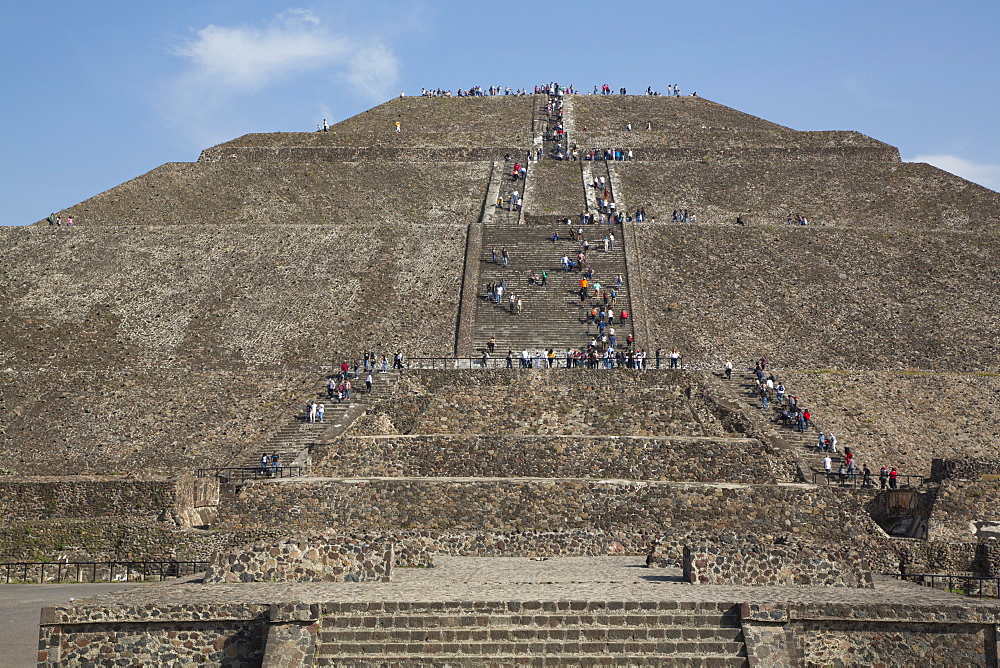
[402,357,660,370]
[196,466,303,482]
[0,560,207,584]
[887,572,1000,599]
[812,471,923,489]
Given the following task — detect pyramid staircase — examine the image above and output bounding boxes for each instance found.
[468,94,636,356]
[726,370,851,479]
[210,370,401,478]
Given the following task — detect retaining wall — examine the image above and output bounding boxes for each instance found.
[0,476,216,525]
[212,478,894,567]
[317,434,795,483]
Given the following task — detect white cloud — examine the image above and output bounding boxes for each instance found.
[343,45,399,99]
[910,154,1000,192]
[172,10,398,97]
[176,15,350,91]
[161,10,399,148]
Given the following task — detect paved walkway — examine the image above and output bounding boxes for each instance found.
[52,557,999,611]
[0,583,145,668]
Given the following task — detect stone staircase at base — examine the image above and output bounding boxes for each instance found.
[315,600,747,667]
[231,371,400,473]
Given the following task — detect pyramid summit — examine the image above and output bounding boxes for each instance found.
[5,91,1000,665]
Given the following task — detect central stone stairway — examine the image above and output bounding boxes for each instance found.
[472,220,634,355]
[315,599,747,666]
[463,93,638,357]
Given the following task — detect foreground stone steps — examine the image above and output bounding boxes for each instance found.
[320,611,741,630]
[319,627,742,642]
[316,602,746,666]
[314,655,747,667]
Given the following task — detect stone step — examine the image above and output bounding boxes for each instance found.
[234,373,400,469]
[319,627,743,643]
[314,655,748,667]
[321,612,740,628]
[320,600,737,614]
[316,640,745,657]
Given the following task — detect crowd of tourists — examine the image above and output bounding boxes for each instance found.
[405,83,688,98]
[487,347,651,370]
[744,356,903,488]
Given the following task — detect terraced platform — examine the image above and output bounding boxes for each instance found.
[38,557,1000,667]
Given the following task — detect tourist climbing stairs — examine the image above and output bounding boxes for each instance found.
[220,370,401,478]
[473,215,634,356]
[315,599,748,666]
[536,93,565,160]
[730,371,844,478]
[467,94,636,357]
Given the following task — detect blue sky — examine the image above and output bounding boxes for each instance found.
[2,0,998,226]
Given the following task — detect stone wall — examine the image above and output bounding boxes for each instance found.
[212,478,896,567]
[634,226,1000,373]
[927,478,1000,543]
[0,476,216,526]
[616,160,1000,230]
[38,603,269,667]
[740,602,1000,668]
[346,369,745,439]
[316,434,796,483]
[797,619,991,666]
[681,542,874,587]
[203,533,394,583]
[932,457,1000,481]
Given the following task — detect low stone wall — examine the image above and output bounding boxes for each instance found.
[680,542,874,588]
[38,603,269,667]
[317,434,795,483]
[204,533,394,583]
[741,602,1000,668]
[932,457,1000,481]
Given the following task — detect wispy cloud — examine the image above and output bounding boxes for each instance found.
[343,45,400,99]
[911,154,1000,192]
[175,10,354,92]
[162,10,399,146]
